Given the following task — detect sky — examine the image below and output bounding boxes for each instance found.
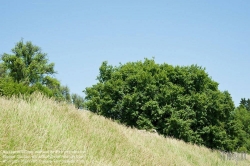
[1,0,250,106]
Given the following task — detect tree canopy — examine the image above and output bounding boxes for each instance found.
[85,58,239,151]
[240,98,250,111]
[1,39,55,85]
[0,39,80,104]
[72,93,85,109]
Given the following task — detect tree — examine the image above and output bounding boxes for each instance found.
[240,98,250,111]
[60,85,71,103]
[72,93,85,109]
[85,58,236,151]
[230,105,250,152]
[0,39,74,102]
[0,63,6,78]
[1,39,56,85]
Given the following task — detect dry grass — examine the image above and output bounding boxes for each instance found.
[0,93,249,166]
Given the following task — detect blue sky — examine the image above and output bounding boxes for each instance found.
[1,0,250,106]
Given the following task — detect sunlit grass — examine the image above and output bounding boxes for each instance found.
[0,93,249,165]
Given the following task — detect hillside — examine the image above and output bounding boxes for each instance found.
[0,94,249,166]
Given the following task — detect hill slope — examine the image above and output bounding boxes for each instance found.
[0,94,249,166]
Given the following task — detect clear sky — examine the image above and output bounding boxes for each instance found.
[1,0,250,106]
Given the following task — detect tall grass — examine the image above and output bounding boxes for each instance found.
[0,93,249,165]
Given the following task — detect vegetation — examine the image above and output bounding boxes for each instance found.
[0,94,249,165]
[85,58,250,152]
[240,98,250,112]
[0,39,84,108]
[232,106,250,152]
[71,93,85,109]
[0,40,249,164]
[1,39,55,85]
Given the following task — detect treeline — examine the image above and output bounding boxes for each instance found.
[85,59,250,153]
[0,39,84,109]
[1,40,249,153]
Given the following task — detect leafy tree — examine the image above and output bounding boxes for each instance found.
[72,93,85,109]
[240,98,250,111]
[85,58,236,151]
[0,63,6,78]
[42,76,61,90]
[42,76,70,102]
[0,39,75,102]
[59,86,71,103]
[1,39,55,85]
[232,105,250,152]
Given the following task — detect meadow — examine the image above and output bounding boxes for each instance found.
[0,93,249,166]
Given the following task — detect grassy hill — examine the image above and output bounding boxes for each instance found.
[0,93,249,166]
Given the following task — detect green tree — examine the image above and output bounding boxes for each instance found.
[0,40,75,102]
[72,93,85,109]
[1,39,55,85]
[240,98,250,111]
[0,63,6,78]
[60,86,71,103]
[85,58,236,151]
[232,105,250,152]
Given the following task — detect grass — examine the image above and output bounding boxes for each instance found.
[0,93,249,166]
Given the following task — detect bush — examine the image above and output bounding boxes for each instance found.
[0,77,53,98]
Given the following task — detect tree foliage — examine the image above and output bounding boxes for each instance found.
[240,98,250,111]
[0,77,53,97]
[232,105,250,152]
[0,39,81,103]
[85,58,237,151]
[1,39,55,85]
[72,93,85,109]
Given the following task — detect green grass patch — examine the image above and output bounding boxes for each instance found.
[0,93,249,165]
